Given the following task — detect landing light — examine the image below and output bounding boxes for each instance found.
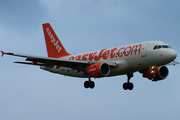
[150,65,157,71]
[151,70,155,74]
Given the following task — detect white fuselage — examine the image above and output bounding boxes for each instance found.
[40,41,177,78]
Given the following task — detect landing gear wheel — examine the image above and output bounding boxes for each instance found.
[84,81,89,88]
[129,83,134,90]
[152,77,158,81]
[123,74,134,90]
[89,81,95,89]
[84,78,95,89]
[123,83,129,90]
[123,82,134,90]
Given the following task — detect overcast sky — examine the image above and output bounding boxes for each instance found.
[0,0,180,120]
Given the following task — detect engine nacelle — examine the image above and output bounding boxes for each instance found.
[87,62,110,78]
[145,66,169,81]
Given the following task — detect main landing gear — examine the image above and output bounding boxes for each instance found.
[84,74,134,90]
[123,74,134,90]
[84,78,95,89]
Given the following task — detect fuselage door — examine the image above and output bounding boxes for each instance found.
[141,42,149,57]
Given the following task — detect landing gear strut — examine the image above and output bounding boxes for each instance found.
[151,72,158,81]
[84,78,95,89]
[123,74,134,90]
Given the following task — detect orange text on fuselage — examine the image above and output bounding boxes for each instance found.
[69,44,142,61]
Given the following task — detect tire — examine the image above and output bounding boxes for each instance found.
[84,81,89,88]
[89,81,95,89]
[128,83,134,90]
[152,77,158,81]
[123,83,128,90]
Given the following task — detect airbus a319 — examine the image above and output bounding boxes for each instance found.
[1,23,178,90]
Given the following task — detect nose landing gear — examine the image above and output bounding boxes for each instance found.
[123,74,134,90]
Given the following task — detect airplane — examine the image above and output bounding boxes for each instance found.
[1,23,178,90]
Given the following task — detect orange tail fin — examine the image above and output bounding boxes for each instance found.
[42,23,71,58]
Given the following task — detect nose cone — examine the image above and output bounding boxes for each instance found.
[171,49,177,60]
[166,49,177,62]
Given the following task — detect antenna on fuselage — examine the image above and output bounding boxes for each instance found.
[150,38,152,41]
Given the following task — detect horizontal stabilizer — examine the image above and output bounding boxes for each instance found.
[1,51,5,57]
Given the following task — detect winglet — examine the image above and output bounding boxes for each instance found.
[1,51,5,57]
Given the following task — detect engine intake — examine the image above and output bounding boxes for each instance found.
[87,62,110,78]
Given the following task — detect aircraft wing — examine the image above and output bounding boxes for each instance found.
[1,51,117,69]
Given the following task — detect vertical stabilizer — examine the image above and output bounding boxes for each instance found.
[42,23,71,58]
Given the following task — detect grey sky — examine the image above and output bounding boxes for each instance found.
[0,0,180,120]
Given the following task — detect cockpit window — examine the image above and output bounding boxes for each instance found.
[162,45,169,48]
[157,45,162,49]
[153,45,172,50]
[168,45,172,48]
[153,45,158,50]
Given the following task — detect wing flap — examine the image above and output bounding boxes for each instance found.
[14,62,47,66]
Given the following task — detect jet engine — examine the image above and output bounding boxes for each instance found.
[87,62,110,78]
[144,66,169,81]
